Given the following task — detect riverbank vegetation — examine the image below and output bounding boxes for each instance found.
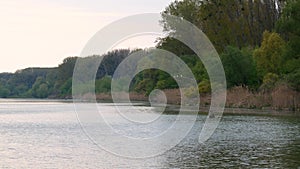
[0,0,299,111]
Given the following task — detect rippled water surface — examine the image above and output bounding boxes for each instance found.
[0,99,299,168]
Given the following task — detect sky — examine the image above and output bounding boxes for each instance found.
[0,0,173,73]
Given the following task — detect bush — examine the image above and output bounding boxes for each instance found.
[198,79,211,93]
[260,73,279,91]
[287,68,300,91]
[184,86,199,98]
[221,46,258,88]
[96,76,112,93]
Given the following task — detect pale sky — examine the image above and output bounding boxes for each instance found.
[0,0,173,73]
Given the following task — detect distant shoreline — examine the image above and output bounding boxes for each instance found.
[2,97,299,117]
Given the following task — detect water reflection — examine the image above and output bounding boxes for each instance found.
[0,100,299,168]
[162,115,300,168]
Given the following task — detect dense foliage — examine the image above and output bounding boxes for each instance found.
[159,0,283,53]
[0,0,299,98]
[158,0,299,91]
[0,49,131,98]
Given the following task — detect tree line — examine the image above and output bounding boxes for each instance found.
[0,49,131,98]
[0,0,299,98]
[158,0,299,92]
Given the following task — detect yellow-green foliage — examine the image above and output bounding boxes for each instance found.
[260,73,279,91]
[198,79,211,93]
[184,86,199,98]
[254,31,286,77]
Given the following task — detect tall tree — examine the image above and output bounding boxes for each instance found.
[253,31,286,77]
[276,0,300,59]
[160,0,282,53]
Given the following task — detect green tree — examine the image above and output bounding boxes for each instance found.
[32,76,49,98]
[253,31,286,77]
[133,69,160,95]
[35,84,49,98]
[276,0,300,60]
[160,0,282,53]
[57,57,78,89]
[156,76,177,89]
[198,79,211,93]
[4,68,50,97]
[60,78,72,96]
[191,61,209,83]
[287,68,300,91]
[95,76,112,93]
[0,84,10,98]
[45,69,59,96]
[221,46,258,88]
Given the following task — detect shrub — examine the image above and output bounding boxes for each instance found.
[198,79,211,93]
[260,73,279,91]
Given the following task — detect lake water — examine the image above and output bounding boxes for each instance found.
[0,99,299,168]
